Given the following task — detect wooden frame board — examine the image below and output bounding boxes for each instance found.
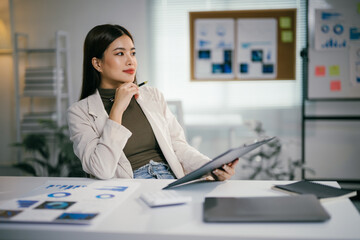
[190,9,297,81]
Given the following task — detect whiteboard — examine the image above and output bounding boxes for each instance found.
[305,120,360,180]
[308,0,360,100]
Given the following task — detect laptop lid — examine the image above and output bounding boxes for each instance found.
[203,195,331,222]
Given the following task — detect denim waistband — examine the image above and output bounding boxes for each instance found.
[133,160,175,179]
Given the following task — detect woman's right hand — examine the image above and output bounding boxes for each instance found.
[109,82,139,124]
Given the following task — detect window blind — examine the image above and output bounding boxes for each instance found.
[148,0,306,112]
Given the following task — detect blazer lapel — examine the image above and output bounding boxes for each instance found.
[86,90,133,178]
[87,90,108,135]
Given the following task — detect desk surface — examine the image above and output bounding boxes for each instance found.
[0,177,359,240]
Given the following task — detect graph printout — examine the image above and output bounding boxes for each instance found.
[237,18,277,79]
[194,18,235,79]
[315,9,348,51]
[350,44,360,87]
[0,180,139,225]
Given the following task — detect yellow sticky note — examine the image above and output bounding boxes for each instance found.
[329,65,340,76]
[281,31,293,43]
[280,17,291,29]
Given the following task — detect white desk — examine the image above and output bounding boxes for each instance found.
[0,176,359,240]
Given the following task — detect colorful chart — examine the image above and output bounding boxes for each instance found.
[48,192,71,198]
[35,201,75,210]
[17,200,38,208]
[56,213,98,221]
[95,186,128,192]
[0,210,22,219]
[96,194,115,199]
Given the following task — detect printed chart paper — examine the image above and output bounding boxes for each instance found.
[237,18,277,79]
[315,9,348,51]
[194,18,235,79]
[0,180,140,225]
[350,44,360,86]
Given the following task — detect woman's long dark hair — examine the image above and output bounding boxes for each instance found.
[80,24,135,100]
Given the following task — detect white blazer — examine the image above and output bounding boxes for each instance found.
[67,86,210,179]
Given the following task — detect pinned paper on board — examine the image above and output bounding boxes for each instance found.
[315,9,348,50]
[349,44,360,86]
[315,65,326,76]
[350,27,360,41]
[279,17,291,29]
[194,18,235,79]
[237,18,277,79]
[281,30,293,43]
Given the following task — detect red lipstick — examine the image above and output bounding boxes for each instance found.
[123,69,135,74]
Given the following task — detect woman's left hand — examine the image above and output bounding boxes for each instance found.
[211,158,239,181]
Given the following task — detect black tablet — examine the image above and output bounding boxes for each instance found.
[163,136,276,189]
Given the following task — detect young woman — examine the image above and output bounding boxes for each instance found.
[67,24,238,180]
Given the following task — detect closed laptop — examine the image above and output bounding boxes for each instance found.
[203,194,330,222]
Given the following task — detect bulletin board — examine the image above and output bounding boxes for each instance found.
[307,0,360,100]
[189,9,297,81]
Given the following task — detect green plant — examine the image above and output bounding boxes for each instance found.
[12,120,86,177]
[241,120,315,180]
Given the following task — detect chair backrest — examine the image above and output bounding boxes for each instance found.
[166,100,185,129]
[166,100,203,149]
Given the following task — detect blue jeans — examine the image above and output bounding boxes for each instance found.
[133,160,176,179]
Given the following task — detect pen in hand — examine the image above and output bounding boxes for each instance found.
[109,81,147,102]
[137,81,148,87]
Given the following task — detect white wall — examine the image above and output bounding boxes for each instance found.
[0,0,15,165]
[12,0,149,102]
[0,0,149,165]
[0,54,16,165]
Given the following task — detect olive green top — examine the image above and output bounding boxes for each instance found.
[98,88,166,170]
